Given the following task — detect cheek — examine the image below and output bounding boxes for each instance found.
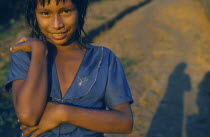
[38,23,48,33]
[36,17,49,33]
[65,14,79,29]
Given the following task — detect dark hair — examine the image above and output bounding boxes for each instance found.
[24,0,89,48]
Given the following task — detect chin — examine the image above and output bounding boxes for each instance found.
[49,38,75,46]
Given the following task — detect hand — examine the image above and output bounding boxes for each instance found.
[10,36,47,53]
[21,102,62,137]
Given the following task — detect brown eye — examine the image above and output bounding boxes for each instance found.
[41,12,49,15]
[62,9,72,14]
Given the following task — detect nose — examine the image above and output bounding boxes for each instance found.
[51,15,64,29]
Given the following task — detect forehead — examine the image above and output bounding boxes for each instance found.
[36,0,74,8]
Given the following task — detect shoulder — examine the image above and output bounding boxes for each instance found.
[11,51,31,60]
[87,44,118,60]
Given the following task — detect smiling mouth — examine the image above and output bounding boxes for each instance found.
[50,32,67,40]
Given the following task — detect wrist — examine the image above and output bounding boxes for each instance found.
[31,42,48,56]
[56,104,75,124]
[56,103,68,123]
[32,47,48,57]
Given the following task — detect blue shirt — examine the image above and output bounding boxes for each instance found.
[5,45,133,137]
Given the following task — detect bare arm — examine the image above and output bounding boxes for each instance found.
[60,102,133,133]
[11,37,48,126]
[21,102,133,136]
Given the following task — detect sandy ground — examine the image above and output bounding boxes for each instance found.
[85,0,144,32]
[1,0,210,136]
[93,0,210,137]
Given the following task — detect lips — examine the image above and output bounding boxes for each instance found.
[50,32,67,40]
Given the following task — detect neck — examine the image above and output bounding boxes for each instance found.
[56,41,80,52]
[47,41,85,57]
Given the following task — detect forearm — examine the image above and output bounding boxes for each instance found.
[58,104,133,134]
[14,48,48,126]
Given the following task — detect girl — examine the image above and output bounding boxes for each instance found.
[5,0,134,136]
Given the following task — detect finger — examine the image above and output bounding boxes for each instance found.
[16,41,25,46]
[10,46,21,52]
[10,41,31,52]
[30,127,49,137]
[20,125,29,130]
[17,36,30,43]
[12,42,26,52]
[10,44,24,52]
[22,126,38,136]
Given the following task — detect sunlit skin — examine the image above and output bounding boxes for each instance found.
[9,0,133,137]
[35,0,79,48]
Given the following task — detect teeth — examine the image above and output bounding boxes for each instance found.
[53,34,63,36]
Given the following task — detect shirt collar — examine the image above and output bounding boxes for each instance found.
[50,45,104,100]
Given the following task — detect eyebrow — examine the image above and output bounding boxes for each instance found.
[36,8,49,11]
[36,4,75,10]
[36,6,75,13]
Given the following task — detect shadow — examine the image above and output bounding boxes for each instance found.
[83,0,153,41]
[186,72,210,137]
[146,62,191,137]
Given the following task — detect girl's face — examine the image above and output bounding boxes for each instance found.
[35,0,78,46]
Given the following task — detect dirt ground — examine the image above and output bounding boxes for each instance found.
[85,0,144,32]
[93,0,210,137]
[1,0,210,136]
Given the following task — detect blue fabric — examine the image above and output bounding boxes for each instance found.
[5,45,133,137]
[5,51,31,91]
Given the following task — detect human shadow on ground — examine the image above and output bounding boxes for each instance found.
[146,62,191,137]
[186,72,210,137]
[83,0,153,41]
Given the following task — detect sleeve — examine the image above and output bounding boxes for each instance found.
[5,51,30,91]
[104,53,134,109]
